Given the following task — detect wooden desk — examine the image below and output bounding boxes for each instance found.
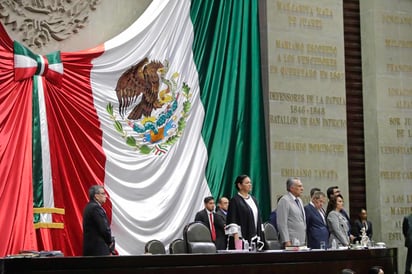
[0,248,397,274]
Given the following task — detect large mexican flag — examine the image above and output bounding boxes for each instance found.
[0,0,269,256]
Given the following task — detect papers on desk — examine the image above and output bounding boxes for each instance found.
[217,250,251,253]
[262,250,285,253]
[284,245,309,251]
[217,246,387,254]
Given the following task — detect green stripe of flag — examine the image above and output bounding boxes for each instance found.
[190,0,270,219]
[32,76,44,223]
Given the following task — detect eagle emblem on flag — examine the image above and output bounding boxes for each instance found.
[106,58,191,155]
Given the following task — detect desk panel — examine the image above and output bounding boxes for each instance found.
[0,248,397,274]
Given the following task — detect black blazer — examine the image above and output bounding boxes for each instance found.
[226,194,263,245]
[215,208,227,224]
[82,200,113,256]
[352,219,373,242]
[195,209,226,250]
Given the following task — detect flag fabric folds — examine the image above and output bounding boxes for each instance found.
[191,0,271,219]
[0,0,269,256]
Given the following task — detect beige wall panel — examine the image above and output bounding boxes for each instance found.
[266,0,348,212]
[361,1,412,272]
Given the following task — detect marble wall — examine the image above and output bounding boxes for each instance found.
[1,0,410,271]
[266,0,349,208]
[360,1,412,272]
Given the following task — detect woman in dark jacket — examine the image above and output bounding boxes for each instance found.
[352,208,373,242]
[226,175,263,249]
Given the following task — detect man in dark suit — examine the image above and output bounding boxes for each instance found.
[268,195,283,232]
[216,196,229,223]
[403,213,412,274]
[83,185,114,256]
[195,196,226,250]
[304,191,329,249]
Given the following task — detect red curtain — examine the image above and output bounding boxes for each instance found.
[0,23,37,255]
[45,48,109,256]
[0,22,111,256]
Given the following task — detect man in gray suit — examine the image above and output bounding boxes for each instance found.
[276,177,306,248]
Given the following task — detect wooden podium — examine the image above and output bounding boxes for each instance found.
[0,247,397,274]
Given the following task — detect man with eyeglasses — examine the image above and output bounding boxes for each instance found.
[83,185,115,256]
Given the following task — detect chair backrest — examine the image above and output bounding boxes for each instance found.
[183,222,217,254]
[263,222,281,250]
[169,238,186,254]
[144,239,166,254]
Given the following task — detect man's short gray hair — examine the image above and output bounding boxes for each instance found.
[89,185,104,200]
[286,177,300,191]
[312,191,325,200]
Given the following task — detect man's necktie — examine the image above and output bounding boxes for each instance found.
[362,221,368,231]
[295,198,304,217]
[209,213,216,241]
[319,208,326,224]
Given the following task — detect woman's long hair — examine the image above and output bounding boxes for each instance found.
[326,194,344,217]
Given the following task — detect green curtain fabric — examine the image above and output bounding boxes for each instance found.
[190,0,270,219]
